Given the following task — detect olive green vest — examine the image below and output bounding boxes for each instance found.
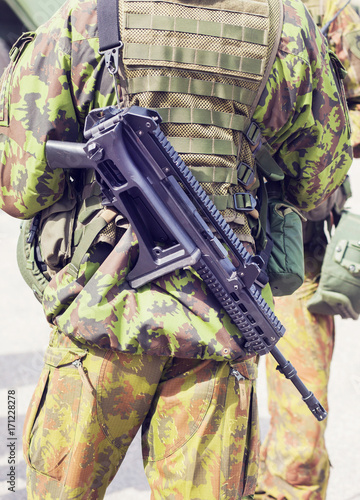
[17,0,285,302]
[117,0,283,250]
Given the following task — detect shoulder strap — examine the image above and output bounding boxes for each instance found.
[97,0,123,90]
[98,0,121,53]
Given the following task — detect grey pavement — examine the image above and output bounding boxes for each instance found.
[1,161,360,499]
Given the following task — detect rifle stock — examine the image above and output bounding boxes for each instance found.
[46,105,327,421]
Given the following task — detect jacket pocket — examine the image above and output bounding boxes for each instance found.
[0,32,36,126]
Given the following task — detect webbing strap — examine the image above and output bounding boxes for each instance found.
[155,107,251,131]
[126,13,268,45]
[321,0,351,35]
[255,145,284,181]
[213,192,256,212]
[189,166,238,184]
[124,43,265,75]
[97,0,122,103]
[168,137,237,156]
[98,0,121,52]
[67,217,108,278]
[128,76,256,105]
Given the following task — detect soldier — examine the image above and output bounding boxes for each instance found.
[255,1,360,499]
[0,0,352,498]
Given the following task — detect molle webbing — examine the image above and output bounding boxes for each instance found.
[127,76,257,105]
[118,0,283,245]
[125,13,269,45]
[124,42,265,75]
[119,0,282,149]
[120,0,272,85]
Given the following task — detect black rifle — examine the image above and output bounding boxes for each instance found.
[46,105,327,421]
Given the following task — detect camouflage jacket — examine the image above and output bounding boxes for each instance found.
[0,0,353,361]
[302,0,360,156]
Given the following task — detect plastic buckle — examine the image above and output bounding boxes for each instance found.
[237,162,255,187]
[233,193,257,212]
[246,121,261,146]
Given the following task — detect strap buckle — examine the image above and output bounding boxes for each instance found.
[246,121,261,146]
[233,193,257,212]
[237,162,255,188]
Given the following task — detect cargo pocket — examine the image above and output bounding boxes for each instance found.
[23,346,88,480]
[143,360,217,461]
[0,32,36,126]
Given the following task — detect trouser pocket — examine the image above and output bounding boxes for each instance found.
[143,359,260,499]
[23,345,88,480]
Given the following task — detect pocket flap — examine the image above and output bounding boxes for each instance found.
[44,345,88,368]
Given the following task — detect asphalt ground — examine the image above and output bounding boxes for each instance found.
[1,161,360,499]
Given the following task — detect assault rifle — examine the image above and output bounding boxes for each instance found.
[46,105,327,421]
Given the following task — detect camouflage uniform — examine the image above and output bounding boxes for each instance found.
[0,0,352,498]
[255,221,335,500]
[255,2,360,499]
[323,0,360,157]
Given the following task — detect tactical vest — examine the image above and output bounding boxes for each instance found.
[17,0,285,302]
[118,0,283,250]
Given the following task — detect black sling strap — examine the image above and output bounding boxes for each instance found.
[98,0,121,52]
[97,0,122,76]
[97,0,123,105]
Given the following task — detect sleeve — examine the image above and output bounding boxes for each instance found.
[324,1,360,156]
[0,0,114,220]
[0,26,76,219]
[253,0,353,212]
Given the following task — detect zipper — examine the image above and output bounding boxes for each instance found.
[230,367,245,382]
[72,358,96,396]
[230,367,247,410]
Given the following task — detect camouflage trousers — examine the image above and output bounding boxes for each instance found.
[255,279,335,500]
[23,328,260,499]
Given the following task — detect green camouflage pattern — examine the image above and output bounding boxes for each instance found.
[253,0,352,212]
[0,0,352,497]
[24,329,260,499]
[254,221,335,499]
[0,0,352,358]
[322,0,360,103]
[43,225,273,361]
[0,0,351,218]
[322,0,360,156]
[255,277,334,500]
[302,0,360,155]
[254,3,360,497]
